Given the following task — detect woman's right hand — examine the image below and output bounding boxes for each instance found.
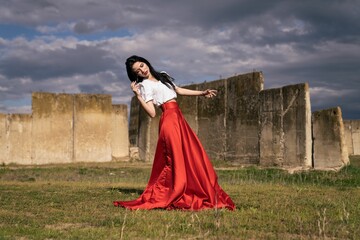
[131,81,140,95]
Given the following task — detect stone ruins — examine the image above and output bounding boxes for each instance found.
[1,72,359,170]
[129,72,357,170]
[0,92,128,165]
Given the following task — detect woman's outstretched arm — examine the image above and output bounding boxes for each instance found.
[175,86,217,98]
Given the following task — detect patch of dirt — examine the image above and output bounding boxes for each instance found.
[45,223,90,231]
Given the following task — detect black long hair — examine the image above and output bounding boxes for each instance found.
[125,55,175,89]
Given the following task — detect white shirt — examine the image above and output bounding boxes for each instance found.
[139,79,177,107]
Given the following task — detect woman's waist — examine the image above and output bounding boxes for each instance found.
[160,99,178,111]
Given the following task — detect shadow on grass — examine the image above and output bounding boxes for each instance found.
[107,187,144,195]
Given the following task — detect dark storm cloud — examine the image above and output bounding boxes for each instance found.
[0,43,117,80]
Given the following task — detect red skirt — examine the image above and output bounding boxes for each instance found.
[113,101,235,210]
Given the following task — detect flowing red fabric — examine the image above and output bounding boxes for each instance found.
[113,101,235,210]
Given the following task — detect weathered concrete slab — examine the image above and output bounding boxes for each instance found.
[197,79,226,161]
[111,104,129,160]
[0,114,7,164]
[3,93,127,165]
[351,121,360,155]
[259,83,312,168]
[74,94,112,162]
[344,121,354,155]
[226,72,264,164]
[282,83,312,167]
[312,107,349,169]
[259,88,284,166]
[129,97,140,147]
[343,120,360,155]
[136,105,151,161]
[5,114,32,164]
[32,92,74,164]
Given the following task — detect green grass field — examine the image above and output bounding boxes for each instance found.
[1,156,360,239]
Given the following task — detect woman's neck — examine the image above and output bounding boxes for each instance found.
[147,74,158,82]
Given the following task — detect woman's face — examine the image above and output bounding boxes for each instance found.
[132,61,150,79]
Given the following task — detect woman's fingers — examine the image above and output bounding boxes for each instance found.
[204,89,217,98]
[131,82,140,94]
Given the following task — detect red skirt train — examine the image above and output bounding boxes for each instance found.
[113,101,235,210]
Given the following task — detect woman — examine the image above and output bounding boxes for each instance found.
[113,55,235,210]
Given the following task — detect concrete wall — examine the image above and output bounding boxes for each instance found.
[283,84,312,167]
[129,97,140,147]
[259,83,312,168]
[0,114,32,164]
[312,107,349,169]
[344,121,354,155]
[344,120,360,155]
[1,92,128,165]
[0,114,6,163]
[32,92,74,164]
[225,73,264,164]
[259,88,284,166]
[1,75,355,168]
[353,121,360,155]
[111,104,129,160]
[197,79,226,161]
[74,94,112,162]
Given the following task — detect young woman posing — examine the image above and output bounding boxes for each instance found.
[113,55,235,210]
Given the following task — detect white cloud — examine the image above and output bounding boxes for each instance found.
[0,86,9,91]
[36,22,74,34]
[311,86,355,98]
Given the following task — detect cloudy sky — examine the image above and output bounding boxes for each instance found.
[0,0,359,119]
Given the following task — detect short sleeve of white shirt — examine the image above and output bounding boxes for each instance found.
[139,81,154,103]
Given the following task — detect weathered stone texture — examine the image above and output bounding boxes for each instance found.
[259,88,284,166]
[2,92,128,165]
[111,104,129,160]
[312,107,349,169]
[343,120,360,155]
[0,114,32,164]
[129,97,140,147]
[6,114,32,164]
[282,83,312,167]
[226,73,264,164]
[32,92,74,164]
[74,94,112,162]
[259,83,312,168]
[353,121,360,155]
[0,114,7,163]
[197,79,226,161]
[344,121,354,155]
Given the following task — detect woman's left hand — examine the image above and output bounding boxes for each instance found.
[202,89,217,98]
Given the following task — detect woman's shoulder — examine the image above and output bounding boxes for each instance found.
[139,79,154,91]
[139,79,152,85]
